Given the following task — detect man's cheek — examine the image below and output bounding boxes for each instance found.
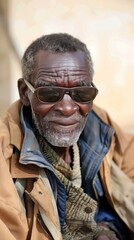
[79,102,93,116]
[31,100,54,117]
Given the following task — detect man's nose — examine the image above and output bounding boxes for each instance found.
[53,94,79,116]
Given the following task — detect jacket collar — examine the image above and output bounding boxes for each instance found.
[19,105,115,168]
[6,100,23,150]
[79,109,115,156]
[19,105,54,170]
[7,101,115,180]
[78,111,115,198]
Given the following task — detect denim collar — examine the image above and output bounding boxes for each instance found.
[19,106,53,170]
[78,110,115,198]
[19,106,115,175]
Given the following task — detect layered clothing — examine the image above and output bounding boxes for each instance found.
[0,100,134,240]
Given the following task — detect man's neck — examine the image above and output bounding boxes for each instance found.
[51,145,73,167]
[31,121,74,167]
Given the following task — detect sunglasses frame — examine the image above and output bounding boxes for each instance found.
[24,79,98,103]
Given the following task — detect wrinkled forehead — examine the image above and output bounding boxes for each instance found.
[35,50,89,70]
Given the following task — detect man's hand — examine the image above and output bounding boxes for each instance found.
[96,235,119,240]
[94,223,120,240]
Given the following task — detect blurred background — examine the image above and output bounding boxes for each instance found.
[0,0,134,132]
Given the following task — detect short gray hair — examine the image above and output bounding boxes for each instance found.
[22,33,94,82]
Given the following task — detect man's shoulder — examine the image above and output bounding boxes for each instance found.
[1,100,22,126]
[0,100,23,151]
[92,104,112,125]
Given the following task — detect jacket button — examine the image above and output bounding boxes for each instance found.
[38,191,42,195]
[85,207,92,213]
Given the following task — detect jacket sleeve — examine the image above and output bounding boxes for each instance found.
[0,120,28,239]
[121,135,134,182]
[95,105,134,182]
[93,106,134,238]
[0,220,16,240]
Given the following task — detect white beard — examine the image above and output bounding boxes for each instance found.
[32,111,87,147]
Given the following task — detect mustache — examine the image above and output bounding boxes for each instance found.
[42,112,85,122]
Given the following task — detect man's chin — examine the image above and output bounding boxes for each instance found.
[50,139,76,147]
[42,131,80,147]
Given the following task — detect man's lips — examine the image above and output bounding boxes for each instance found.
[49,118,79,126]
[52,121,78,126]
[49,120,79,131]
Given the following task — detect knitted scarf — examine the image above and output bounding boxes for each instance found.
[35,130,117,240]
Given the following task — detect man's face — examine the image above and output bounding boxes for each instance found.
[28,50,93,147]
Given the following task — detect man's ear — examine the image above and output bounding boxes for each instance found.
[18,78,30,106]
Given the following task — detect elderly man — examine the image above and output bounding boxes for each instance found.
[0,33,134,240]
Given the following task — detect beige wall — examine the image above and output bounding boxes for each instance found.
[0,0,11,115]
[0,0,134,132]
[0,0,21,115]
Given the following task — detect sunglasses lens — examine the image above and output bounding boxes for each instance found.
[73,87,98,102]
[36,86,98,103]
[37,87,61,102]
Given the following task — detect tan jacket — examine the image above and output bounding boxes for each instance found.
[0,100,134,240]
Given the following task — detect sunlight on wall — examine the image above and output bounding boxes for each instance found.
[1,0,134,132]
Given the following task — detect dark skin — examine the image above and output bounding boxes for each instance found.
[18,50,93,163]
[18,50,119,240]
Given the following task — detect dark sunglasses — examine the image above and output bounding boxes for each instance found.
[24,79,98,103]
